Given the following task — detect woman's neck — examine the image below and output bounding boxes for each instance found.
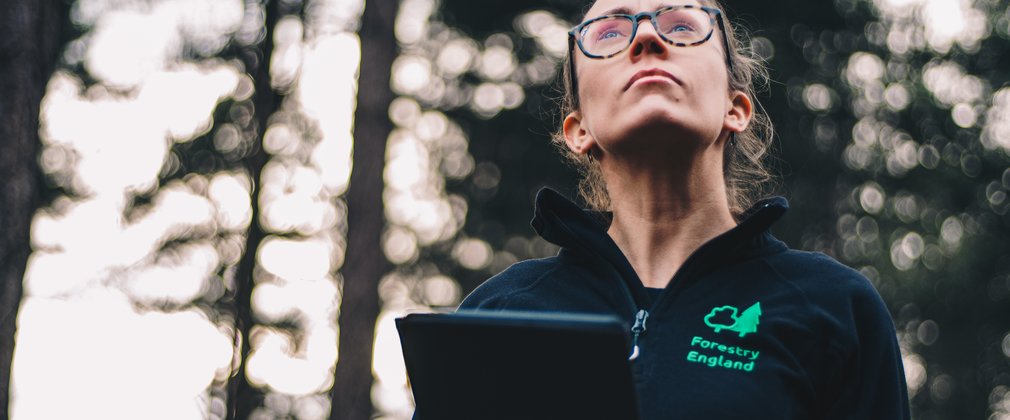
[601,146,737,289]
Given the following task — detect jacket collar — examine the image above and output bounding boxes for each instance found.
[531,188,789,305]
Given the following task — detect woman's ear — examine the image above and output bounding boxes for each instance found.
[724,91,754,134]
[563,111,596,155]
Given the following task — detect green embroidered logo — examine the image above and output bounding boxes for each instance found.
[703,302,762,337]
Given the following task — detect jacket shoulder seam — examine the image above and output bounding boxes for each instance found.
[501,259,567,301]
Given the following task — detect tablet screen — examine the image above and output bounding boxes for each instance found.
[396,310,640,420]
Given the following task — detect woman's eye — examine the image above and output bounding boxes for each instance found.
[668,23,695,33]
[589,23,627,41]
[599,30,622,40]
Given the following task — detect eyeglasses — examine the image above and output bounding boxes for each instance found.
[566,5,733,107]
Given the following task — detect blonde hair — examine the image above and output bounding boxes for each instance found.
[553,0,777,219]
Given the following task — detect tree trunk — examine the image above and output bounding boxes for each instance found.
[226,0,282,418]
[328,0,399,418]
[0,0,66,417]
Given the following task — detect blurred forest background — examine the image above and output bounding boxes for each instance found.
[1,0,1008,418]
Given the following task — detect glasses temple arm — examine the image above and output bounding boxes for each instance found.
[716,17,734,72]
[568,35,580,109]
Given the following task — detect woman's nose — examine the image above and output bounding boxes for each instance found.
[630,19,669,58]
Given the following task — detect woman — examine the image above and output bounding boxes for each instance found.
[459,0,911,418]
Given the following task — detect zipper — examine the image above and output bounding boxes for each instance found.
[609,263,648,361]
[628,309,649,360]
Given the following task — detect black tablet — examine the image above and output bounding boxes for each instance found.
[395,310,640,420]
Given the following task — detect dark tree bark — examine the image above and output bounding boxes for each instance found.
[328,0,399,418]
[0,0,66,417]
[226,0,282,418]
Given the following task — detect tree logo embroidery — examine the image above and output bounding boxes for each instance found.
[703,302,762,337]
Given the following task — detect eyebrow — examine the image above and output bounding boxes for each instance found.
[591,3,679,19]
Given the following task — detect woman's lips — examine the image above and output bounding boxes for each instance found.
[624,68,680,90]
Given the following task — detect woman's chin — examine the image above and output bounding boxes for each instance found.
[595,113,717,159]
[619,112,708,143]
[623,96,691,124]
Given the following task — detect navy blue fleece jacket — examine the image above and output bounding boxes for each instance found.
[458,188,910,420]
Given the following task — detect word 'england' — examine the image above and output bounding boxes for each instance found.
[686,336,760,372]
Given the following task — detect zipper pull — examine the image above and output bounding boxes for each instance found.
[628,309,649,361]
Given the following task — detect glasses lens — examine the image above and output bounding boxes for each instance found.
[579,17,634,57]
[655,8,713,43]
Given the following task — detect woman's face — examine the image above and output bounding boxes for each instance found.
[564,0,751,160]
